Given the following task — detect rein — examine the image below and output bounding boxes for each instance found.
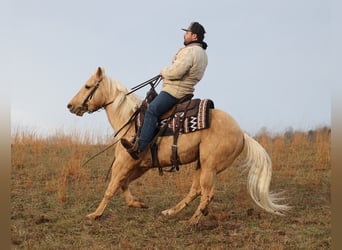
[83,75,161,113]
[126,75,161,95]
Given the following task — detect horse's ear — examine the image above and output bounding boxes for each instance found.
[96,67,105,80]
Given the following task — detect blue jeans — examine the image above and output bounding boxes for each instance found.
[138,91,179,151]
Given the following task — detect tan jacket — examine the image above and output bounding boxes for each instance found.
[160,43,208,99]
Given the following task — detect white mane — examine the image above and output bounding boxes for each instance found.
[107,77,142,119]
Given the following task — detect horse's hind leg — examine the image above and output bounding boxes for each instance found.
[188,168,215,225]
[162,169,201,216]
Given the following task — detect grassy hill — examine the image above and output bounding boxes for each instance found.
[11,127,331,249]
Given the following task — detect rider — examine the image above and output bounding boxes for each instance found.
[121,21,208,160]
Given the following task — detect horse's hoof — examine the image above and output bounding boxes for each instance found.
[86,213,99,220]
[161,209,173,216]
[140,203,149,209]
[136,201,149,209]
[187,217,200,226]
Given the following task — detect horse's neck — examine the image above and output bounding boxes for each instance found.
[104,77,141,135]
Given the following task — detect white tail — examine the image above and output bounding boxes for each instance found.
[242,133,290,215]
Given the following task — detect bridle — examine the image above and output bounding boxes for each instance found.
[82,78,114,113]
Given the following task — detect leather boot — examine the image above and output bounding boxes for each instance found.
[120,138,140,160]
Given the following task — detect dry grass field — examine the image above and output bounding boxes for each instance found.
[11,127,331,249]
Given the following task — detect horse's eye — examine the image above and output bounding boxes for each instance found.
[85,85,91,89]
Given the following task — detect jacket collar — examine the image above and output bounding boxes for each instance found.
[185,40,208,50]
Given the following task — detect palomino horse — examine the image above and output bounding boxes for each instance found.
[67,67,289,225]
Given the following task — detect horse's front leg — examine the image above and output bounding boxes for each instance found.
[121,167,149,208]
[86,159,135,220]
[86,181,120,220]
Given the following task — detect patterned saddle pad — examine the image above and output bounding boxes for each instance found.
[160,99,214,136]
[137,99,214,137]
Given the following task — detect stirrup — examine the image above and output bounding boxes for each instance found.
[121,138,140,160]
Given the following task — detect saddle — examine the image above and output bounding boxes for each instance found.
[134,88,214,174]
[161,97,200,120]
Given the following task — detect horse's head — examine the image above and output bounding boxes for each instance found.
[67,67,109,116]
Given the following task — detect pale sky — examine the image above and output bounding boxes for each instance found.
[5,0,333,138]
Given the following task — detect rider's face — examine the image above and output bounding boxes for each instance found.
[183,31,198,45]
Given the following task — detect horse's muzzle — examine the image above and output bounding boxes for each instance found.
[67,103,86,116]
